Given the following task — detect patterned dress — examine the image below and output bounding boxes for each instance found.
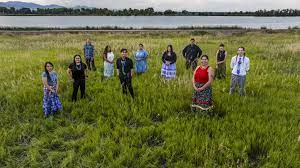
[42,71,62,117]
[192,66,213,111]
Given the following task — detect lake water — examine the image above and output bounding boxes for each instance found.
[0,16,299,29]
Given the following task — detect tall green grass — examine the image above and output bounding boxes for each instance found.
[0,30,299,167]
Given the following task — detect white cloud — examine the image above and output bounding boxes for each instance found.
[0,0,299,11]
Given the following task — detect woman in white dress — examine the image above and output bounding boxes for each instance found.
[103,45,114,78]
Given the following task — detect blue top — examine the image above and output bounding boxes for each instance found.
[135,49,148,61]
[42,71,57,86]
[83,43,95,59]
[135,49,148,73]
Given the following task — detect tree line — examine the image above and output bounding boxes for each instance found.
[0,7,299,16]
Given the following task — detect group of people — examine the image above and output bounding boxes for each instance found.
[41,38,250,117]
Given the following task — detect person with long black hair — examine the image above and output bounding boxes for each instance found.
[42,62,62,117]
[161,45,177,80]
[67,55,88,102]
[103,45,115,78]
[191,55,214,112]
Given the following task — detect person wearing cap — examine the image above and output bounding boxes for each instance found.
[116,48,134,98]
[182,38,202,71]
[229,47,250,96]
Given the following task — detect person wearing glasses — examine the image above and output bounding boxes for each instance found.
[116,48,134,98]
[229,47,250,96]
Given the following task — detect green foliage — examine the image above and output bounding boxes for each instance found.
[0,7,300,16]
[0,30,299,167]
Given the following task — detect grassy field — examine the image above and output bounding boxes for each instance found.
[0,30,299,167]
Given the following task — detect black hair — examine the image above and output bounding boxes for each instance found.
[139,43,144,47]
[191,38,195,41]
[72,54,83,71]
[104,45,111,54]
[73,54,82,64]
[219,43,225,47]
[239,46,245,51]
[166,45,173,53]
[44,62,54,82]
[238,46,246,56]
[121,48,128,53]
[200,55,209,60]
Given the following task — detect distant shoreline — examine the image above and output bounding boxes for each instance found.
[0,26,298,35]
[1,15,300,17]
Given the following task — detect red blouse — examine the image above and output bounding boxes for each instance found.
[194,66,209,83]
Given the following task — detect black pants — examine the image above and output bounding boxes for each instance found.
[72,79,85,102]
[86,58,96,71]
[120,77,134,98]
[185,59,198,70]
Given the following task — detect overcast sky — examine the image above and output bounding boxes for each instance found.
[1,0,299,11]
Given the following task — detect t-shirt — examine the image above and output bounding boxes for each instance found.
[116,57,133,78]
[68,63,87,80]
[42,71,57,86]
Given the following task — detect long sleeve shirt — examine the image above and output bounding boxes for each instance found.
[230,55,250,76]
[162,51,177,64]
[182,44,202,61]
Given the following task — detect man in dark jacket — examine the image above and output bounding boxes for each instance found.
[182,38,202,70]
[116,48,134,98]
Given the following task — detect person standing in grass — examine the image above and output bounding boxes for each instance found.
[191,55,214,111]
[42,62,62,117]
[161,45,177,80]
[229,47,250,96]
[116,48,134,98]
[67,55,88,102]
[215,43,227,80]
[83,38,96,71]
[135,43,149,74]
[182,38,202,71]
[103,45,115,78]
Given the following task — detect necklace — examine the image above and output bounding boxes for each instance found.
[76,64,81,70]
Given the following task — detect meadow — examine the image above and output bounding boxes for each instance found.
[0,30,299,167]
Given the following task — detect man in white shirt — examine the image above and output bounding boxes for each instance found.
[229,47,250,96]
